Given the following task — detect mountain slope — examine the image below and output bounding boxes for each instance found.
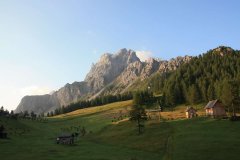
[15,48,191,114]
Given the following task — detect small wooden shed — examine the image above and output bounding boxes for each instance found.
[205,100,226,117]
[56,133,74,145]
[185,107,197,118]
[146,108,161,121]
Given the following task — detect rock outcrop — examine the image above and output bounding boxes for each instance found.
[158,56,192,73]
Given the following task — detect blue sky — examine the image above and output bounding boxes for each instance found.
[0,0,240,110]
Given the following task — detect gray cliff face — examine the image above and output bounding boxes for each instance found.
[84,48,140,92]
[15,94,60,114]
[54,81,90,107]
[118,61,144,86]
[140,58,160,80]
[103,61,144,95]
[97,56,192,96]
[118,56,192,87]
[15,49,192,114]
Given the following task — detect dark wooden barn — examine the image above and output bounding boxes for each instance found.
[56,133,74,145]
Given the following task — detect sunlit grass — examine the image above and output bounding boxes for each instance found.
[53,100,133,118]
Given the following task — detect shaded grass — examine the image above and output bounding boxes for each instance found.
[1,100,240,160]
[0,116,162,160]
[171,117,240,160]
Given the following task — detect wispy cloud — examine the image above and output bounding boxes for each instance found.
[136,51,153,62]
[20,86,53,96]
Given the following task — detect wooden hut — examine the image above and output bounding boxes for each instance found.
[205,100,226,117]
[146,108,161,121]
[56,133,74,145]
[185,107,197,118]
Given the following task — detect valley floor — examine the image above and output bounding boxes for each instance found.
[1,101,240,160]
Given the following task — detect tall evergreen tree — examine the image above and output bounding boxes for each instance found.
[207,84,215,101]
[188,85,200,104]
[221,80,240,116]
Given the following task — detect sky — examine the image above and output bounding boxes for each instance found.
[0,0,240,111]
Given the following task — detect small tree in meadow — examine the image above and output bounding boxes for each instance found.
[130,92,148,134]
[81,127,86,136]
[130,104,147,134]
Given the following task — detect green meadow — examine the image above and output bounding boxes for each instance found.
[1,100,240,160]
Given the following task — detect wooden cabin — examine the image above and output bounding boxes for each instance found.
[205,100,226,117]
[185,107,197,118]
[146,108,161,120]
[56,134,74,145]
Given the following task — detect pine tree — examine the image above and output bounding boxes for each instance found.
[207,84,215,101]
[130,104,147,134]
[188,85,200,104]
[221,80,240,116]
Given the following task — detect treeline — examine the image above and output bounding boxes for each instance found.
[0,106,13,117]
[48,92,133,116]
[0,106,45,120]
[150,47,240,111]
[132,91,155,106]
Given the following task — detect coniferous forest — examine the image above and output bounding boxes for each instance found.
[150,46,240,112]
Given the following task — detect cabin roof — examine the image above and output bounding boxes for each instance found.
[205,100,219,109]
[146,109,161,112]
[58,133,72,138]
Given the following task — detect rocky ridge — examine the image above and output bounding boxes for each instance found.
[15,49,192,114]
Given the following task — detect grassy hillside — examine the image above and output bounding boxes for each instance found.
[1,100,240,160]
[53,100,132,118]
[91,117,240,160]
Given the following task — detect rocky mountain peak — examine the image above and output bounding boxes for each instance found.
[84,48,140,92]
[99,53,112,63]
[116,48,128,55]
[113,48,140,63]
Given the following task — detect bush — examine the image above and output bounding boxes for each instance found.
[229,116,240,121]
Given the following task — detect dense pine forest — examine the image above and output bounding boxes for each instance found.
[151,46,240,112]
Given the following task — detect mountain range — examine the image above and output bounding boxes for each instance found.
[15,48,191,114]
